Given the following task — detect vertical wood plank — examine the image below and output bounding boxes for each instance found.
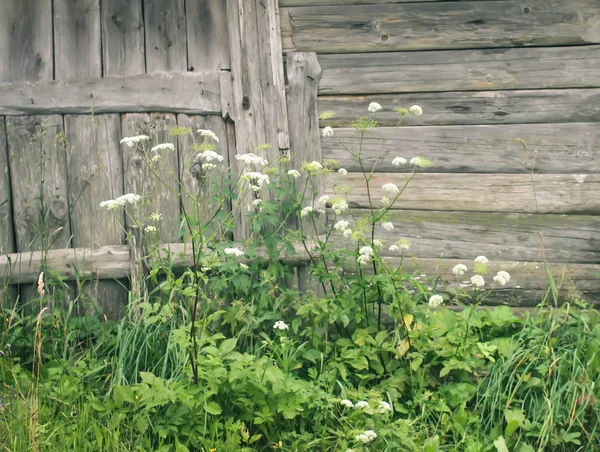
[101,0,145,76]
[0,117,17,306]
[187,0,231,72]
[286,52,324,293]
[0,0,53,81]
[65,114,127,318]
[54,0,102,80]
[143,0,187,72]
[176,115,229,238]
[121,113,180,243]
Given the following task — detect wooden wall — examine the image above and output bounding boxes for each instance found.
[280,0,600,305]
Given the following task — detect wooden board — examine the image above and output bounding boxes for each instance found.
[318,46,600,95]
[322,123,600,174]
[0,117,14,256]
[317,88,600,127]
[0,0,53,81]
[329,209,600,263]
[53,0,102,80]
[281,1,600,53]
[144,0,187,72]
[6,116,71,252]
[281,0,501,4]
[101,0,145,76]
[0,73,222,116]
[325,173,600,214]
[176,114,229,237]
[186,0,231,71]
[122,113,181,243]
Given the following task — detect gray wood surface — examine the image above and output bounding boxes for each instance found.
[318,88,600,127]
[329,209,600,263]
[0,72,222,116]
[144,0,187,72]
[281,1,600,53]
[102,0,146,76]
[187,0,231,71]
[176,114,229,238]
[323,123,600,174]
[6,116,71,252]
[318,46,600,95]
[281,0,501,4]
[0,0,53,82]
[0,118,14,256]
[121,113,181,243]
[53,0,102,80]
[325,173,600,214]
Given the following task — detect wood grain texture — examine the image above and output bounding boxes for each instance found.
[325,173,600,214]
[6,116,71,252]
[0,0,53,81]
[281,0,600,53]
[102,0,145,76]
[322,123,600,174]
[0,117,14,256]
[176,114,229,237]
[187,0,231,71]
[329,209,600,263]
[144,0,187,72]
[0,72,222,116]
[281,0,502,4]
[317,88,600,127]
[122,113,181,242]
[53,0,102,80]
[318,46,600,95]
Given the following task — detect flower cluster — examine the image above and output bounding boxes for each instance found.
[151,143,175,153]
[322,126,334,137]
[410,156,434,168]
[338,168,347,175]
[236,153,268,167]
[273,320,289,331]
[120,135,149,148]
[100,193,141,210]
[493,270,511,286]
[392,156,407,166]
[357,246,374,266]
[389,238,410,252]
[355,430,377,444]
[368,102,382,113]
[452,264,467,276]
[331,199,348,215]
[287,169,300,178]
[382,183,400,195]
[242,172,270,191]
[334,220,350,232]
[429,294,444,308]
[197,129,219,142]
[197,150,224,163]
[470,274,485,288]
[303,161,324,172]
[224,247,244,257]
[382,221,394,232]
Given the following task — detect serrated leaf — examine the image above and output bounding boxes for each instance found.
[205,401,222,415]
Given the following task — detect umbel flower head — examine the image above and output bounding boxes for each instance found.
[197,129,219,142]
[224,247,244,257]
[493,271,511,286]
[236,153,268,167]
[151,143,175,153]
[242,172,270,191]
[452,264,468,276]
[429,294,444,308]
[273,320,289,331]
[368,102,382,113]
[120,135,149,148]
[322,126,334,137]
[100,193,141,210]
[197,150,224,163]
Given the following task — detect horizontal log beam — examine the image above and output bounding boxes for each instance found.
[322,123,600,174]
[0,238,323,285]
[0,72,222,115]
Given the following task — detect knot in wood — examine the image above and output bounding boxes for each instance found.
[190,163,203,179]
[50,199,67,221]
[242,96,250,110]
[380,33,389,41]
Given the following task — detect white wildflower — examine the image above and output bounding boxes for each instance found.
[287,169,301,178]
[470,274,485,288]
[340,399,354,408]
[474,256,489,265]
[334,220,350,232]
[100,193,141,209]
[452,264,468,277]
[150,143,175,153]
[359,246,374,256]
[428,294,444,308]
[332,199,348,215]
[240,263,249,270]
[99,199,119,210]
[197,129,219,142]
[120,135,149,148]
[338,168,348,175]
[273,320,289,331]
[343,229,353,239]
[398,238,411,250]
[378,401,392,414]
[203,163,216,171]
[373,239,383,250]
[355,430,377,444]
[410,156,433,168]
[322,126,334,137]
[382,183,400,195]
[242,172,270,191]
[144,225,156,233]
[150,153,161,163]
[304,161,323,172]
[493,271,511,286]
[355,401,369,409]
[409,105,423,116]
[389,244,400,252]
[300,206,314,217]
[380,197,390,204]
[392,157,407,167]
[382,221,394,231]
[236,153,268,167]
[318,195,330,205]
[197,150,224,163]
[150,212,162,222]
[252,199,263,207]
[368,102,382,113]
[357,254,371,266]
[224,247,244,257]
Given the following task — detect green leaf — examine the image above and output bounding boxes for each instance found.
[494,436,509,452]
[504,409,526,436]
[219,337,238,355]
[205,401,222,415]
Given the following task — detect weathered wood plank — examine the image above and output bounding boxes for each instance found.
[143,0,187,72]
[53,0,102,80]
[0,117,15,256]
[122,113,181,242]
[101,0,145,76]
[0,237,323,285]
[281,1,600,53]
[329,209,600,263]
[176,115,229,237]
[281,0,502,4]
[318,46,600,95]
[325,173,600,214]
[6,116,71,252]
[187,0,231,71]
[318,88,600,127]
[0,0,53,81]
[323,123,600,174]
[0,72,222,116]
